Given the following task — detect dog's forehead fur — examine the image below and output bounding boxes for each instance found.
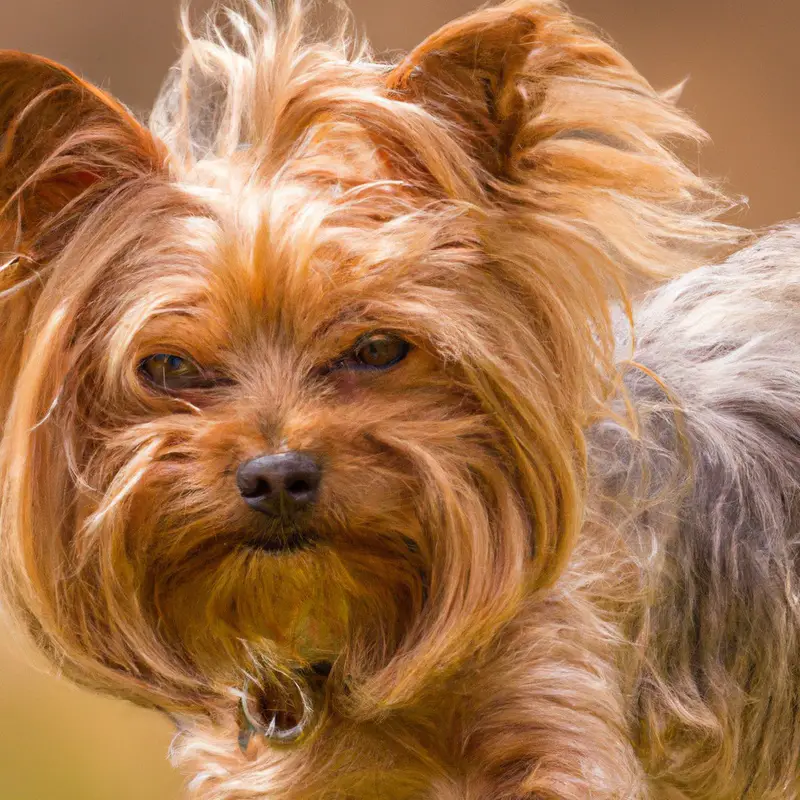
[108,188,483,375]
[112,79,487,365]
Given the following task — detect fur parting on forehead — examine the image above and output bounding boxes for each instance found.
[194,152,485,332]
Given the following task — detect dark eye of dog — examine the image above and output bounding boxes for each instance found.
[139,353,211,390]
[351,333,410,369]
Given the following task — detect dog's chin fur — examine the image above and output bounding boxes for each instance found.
[4,1,800,798]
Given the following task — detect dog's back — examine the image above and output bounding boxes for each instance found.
[592,226,800,796]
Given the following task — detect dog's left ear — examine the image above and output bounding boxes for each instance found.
[0,51,166,257]
[388,0,738,285]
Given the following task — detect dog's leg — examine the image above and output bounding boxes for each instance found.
[448,598,648,800]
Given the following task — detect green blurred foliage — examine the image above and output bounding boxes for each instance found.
[0,623,182,800]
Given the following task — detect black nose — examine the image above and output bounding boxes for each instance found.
[236,452,322,516]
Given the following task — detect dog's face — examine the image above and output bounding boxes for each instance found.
[0,1,733,720]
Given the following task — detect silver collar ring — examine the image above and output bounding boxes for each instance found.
[239,675,315,747]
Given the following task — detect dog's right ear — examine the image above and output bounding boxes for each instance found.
[0,52,167,424]
[0,52,166,268]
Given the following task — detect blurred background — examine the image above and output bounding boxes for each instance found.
[0,0,798,798]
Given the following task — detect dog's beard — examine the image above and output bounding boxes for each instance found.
[82,475,420,687]
[139,515,426,682]
[51,407,528,722]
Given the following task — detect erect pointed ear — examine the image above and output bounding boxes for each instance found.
[388,0,693,181]
[388,1,739,284]
[0,51,166,256]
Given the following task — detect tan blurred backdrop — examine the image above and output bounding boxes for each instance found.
[1,1,798,798]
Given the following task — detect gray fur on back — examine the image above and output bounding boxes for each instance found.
[590,226,800,797]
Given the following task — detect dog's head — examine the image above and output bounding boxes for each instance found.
[0,0,735,725]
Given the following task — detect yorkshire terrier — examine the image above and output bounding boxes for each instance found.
[1,0,798,797]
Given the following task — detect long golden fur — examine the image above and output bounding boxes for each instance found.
[4,1,798,797]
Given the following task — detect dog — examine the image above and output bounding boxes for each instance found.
[2,0,798,797]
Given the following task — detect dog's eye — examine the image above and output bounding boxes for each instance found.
[351,333,411,369]
[139,353,211,391]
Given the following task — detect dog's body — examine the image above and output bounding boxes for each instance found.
[1,1,798,798]
[593,230,800,797]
